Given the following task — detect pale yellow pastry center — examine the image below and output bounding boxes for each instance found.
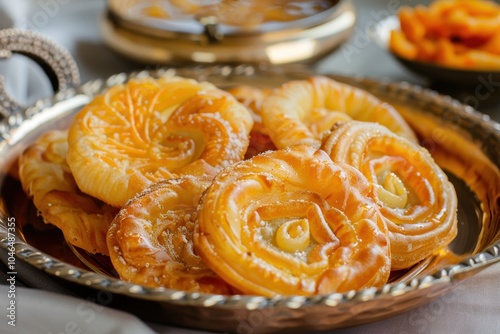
[376,172,409,209]
[275,218,311,253]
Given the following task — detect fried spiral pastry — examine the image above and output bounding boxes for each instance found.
[195,145,391,296]
[18,130,117,255]
[107,175,233,293]
[321,121,458,270]
[67,76,253,207]
[227,85,276,158]
[261,76,417,149]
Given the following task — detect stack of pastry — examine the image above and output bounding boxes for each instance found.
[18,73,458,297]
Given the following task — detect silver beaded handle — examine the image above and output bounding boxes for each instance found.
[0,28,80,126]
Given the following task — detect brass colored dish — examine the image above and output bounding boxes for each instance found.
[101,0,356,64]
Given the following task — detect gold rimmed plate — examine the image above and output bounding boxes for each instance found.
[1,65,499,333]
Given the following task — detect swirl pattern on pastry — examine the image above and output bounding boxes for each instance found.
[195,145,390,296]
[261,76,417,149]
[18,130,117,255]
[107,175,233,293]
[67,76,253,207]
[321,121,458,270]
[227,85,277,159]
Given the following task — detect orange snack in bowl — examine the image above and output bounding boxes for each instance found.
[390,0,500,70]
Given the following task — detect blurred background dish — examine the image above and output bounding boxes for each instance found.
[372,15,500,87]
[101,0,356,64]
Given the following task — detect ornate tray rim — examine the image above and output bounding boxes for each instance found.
[1,64,500,321]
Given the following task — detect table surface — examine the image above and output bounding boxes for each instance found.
[0,1,499,334]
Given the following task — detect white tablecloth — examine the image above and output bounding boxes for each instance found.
[1,1,499,333]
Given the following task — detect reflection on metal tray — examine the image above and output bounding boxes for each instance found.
[0,65,499,334]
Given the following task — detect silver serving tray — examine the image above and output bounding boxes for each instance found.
[1,65,499,334]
